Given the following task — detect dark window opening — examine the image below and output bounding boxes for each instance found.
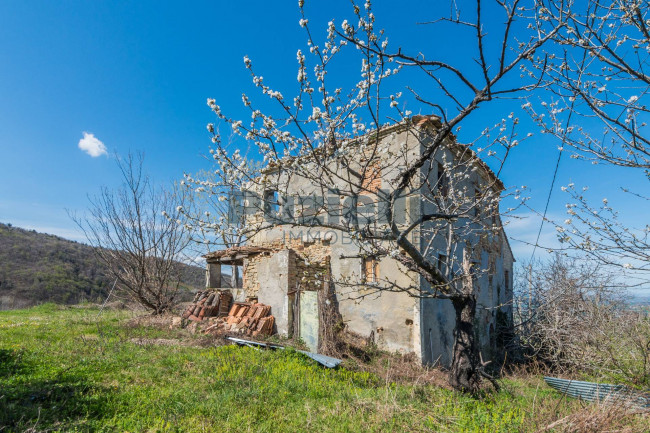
[263,189,279,218]
[437,163,449,197]
[437,254,447,277]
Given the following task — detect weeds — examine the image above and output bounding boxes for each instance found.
[0,304,647,432]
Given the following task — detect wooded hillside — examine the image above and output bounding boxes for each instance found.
[0,223,205,310]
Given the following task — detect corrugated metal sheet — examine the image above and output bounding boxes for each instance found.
[298,351,341,369]
[544,377,650,410]
[226,336,285,350]
[226,336,342,368]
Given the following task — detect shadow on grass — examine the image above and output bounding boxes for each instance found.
[0,348,33,378]
[0,350,114,431]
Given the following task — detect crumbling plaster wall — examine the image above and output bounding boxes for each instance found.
[240,123,513,363]
[257,249,293,335]
[417,141,515,366]
[240,234,331,338]
[242,126,424,355]
[245,229,420,354]
[327,237,419,354]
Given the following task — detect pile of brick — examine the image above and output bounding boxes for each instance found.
[182,290,232,321]
[204,302,275,336]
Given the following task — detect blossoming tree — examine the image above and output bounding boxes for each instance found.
[524,0,650,283]
[183,1,563,393]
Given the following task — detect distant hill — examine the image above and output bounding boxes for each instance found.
[0,223,205,310]
[629,294,650,305]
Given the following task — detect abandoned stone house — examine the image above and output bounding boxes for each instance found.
[204,116,514,366]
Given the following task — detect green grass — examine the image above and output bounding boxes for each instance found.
[0,304,647,432]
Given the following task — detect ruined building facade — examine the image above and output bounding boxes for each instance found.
[205,117,514,366]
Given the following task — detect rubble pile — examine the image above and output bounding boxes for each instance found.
[182,290,233,321]
[180,290,276,337]
[204,302,275,336]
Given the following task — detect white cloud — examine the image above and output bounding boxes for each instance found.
[78,132,107,157]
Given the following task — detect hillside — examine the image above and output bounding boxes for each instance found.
[0,223,205,310]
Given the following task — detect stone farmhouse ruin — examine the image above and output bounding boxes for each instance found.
[204,116,514,366]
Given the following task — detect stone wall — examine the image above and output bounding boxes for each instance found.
[291,240,330,292]
[240,238,332,300]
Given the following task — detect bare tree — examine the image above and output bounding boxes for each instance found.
[73,153,192,314]
[515,254,650,387]
[182,1,564,393]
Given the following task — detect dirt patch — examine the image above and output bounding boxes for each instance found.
[130,338,186,346]
[125,314,176,329]
[128,336,228,348]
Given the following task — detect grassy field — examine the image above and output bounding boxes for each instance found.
[0,304,647,432]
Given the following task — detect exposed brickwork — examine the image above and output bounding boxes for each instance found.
[240,238,331,298]
[361,161,382,193]
[242,256,262,296]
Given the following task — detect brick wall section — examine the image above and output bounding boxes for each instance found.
[242,256,261,296]
[361,162,381,193]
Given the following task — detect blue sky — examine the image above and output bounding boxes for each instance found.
[0,1,647,274]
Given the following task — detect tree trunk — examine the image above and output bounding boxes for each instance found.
[449,294,480,393]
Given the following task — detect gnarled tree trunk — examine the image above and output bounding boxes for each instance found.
[449,294,479,393]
